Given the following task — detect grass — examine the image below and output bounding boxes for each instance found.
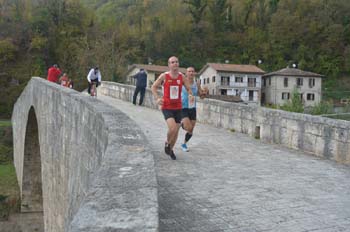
[0,120,19,220]
[0,165,19,197]
[0,120,11,127]
[0,164,20,220]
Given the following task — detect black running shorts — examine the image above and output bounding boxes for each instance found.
[162,109,182,124]
[181,108,197,121]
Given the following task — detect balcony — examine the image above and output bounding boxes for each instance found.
[248,82,256,87]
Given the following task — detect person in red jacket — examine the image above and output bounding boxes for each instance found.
[47,64,62,83]
[151,56,193,160]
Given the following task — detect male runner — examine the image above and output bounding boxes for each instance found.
[180,67,208,152]
[151,56,193,160]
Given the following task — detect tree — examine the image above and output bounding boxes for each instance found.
[183,0,208,34]
[280,88,304,113]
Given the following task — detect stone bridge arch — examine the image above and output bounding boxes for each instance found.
[21,106,43,213]
[12,78,158,231]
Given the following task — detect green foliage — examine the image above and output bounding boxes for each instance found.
[0,121,18,218]
[0,165,17,194]
[0,121,11,127]
[0,145,12,164]
[0,122,13,165]
[0,40,17,64]
[280,88,304,113]
[310,101,333,115]
[30,36,48,51]
[0,164,20,219]
[1,0,350,116]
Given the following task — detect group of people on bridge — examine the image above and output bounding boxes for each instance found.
[46,64,74,88]
[46,64,102,96]
[47,57,207,161]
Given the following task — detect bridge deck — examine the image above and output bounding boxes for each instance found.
[99,95,350,232]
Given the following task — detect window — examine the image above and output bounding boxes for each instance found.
[309,78,315,88]
[282,92,290,100]
[203,79,206,84]
[221,76,229,85]
[284,78,288,87]
[307,93,315,101]
[269,77,271,85]
[297,78,303,86]
[235,76,243,83]
[248,78,256,87]
[263,78,266,87]
[207,78,210,84]
[212,76,215,83]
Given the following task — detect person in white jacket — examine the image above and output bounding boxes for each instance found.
[87,67,102,94]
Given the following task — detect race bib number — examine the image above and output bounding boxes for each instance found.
[188,95,195,108]
[170,86,179,99]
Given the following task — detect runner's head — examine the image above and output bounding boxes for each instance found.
[168,56,179,72]
[186,67,196,80]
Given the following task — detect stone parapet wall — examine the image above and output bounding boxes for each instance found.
[100,81,159,110]
[101,82,350,164]
[12,78,158,232]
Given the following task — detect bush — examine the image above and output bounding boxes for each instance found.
[310,101,333,115]
[280,88,304,113]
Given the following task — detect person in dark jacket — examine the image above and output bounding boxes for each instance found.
[132,68,148,105]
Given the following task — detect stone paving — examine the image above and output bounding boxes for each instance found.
[100,95,350,232]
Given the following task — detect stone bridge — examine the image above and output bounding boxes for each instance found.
[11,77,350,232]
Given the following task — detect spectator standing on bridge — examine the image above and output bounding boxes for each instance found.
[132,68,147,106]
[87,67,102,94]
[180,67,208,152]
[47,64,62,83]
[151,56,194,160]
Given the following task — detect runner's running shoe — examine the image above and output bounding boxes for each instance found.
[165,142,171,155]
[181,143,189,152]
[170,150,177,160]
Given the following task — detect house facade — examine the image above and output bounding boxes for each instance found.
[198,63,265,105]
[126,64,187,88]
[262,67,323,107]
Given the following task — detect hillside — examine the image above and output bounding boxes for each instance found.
[1,0,350,117]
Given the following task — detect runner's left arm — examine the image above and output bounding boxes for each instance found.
[183,76,193,96]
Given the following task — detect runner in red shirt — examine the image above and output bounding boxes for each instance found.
[151,56,193,160]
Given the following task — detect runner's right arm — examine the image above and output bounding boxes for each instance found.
[152,73,165,105]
